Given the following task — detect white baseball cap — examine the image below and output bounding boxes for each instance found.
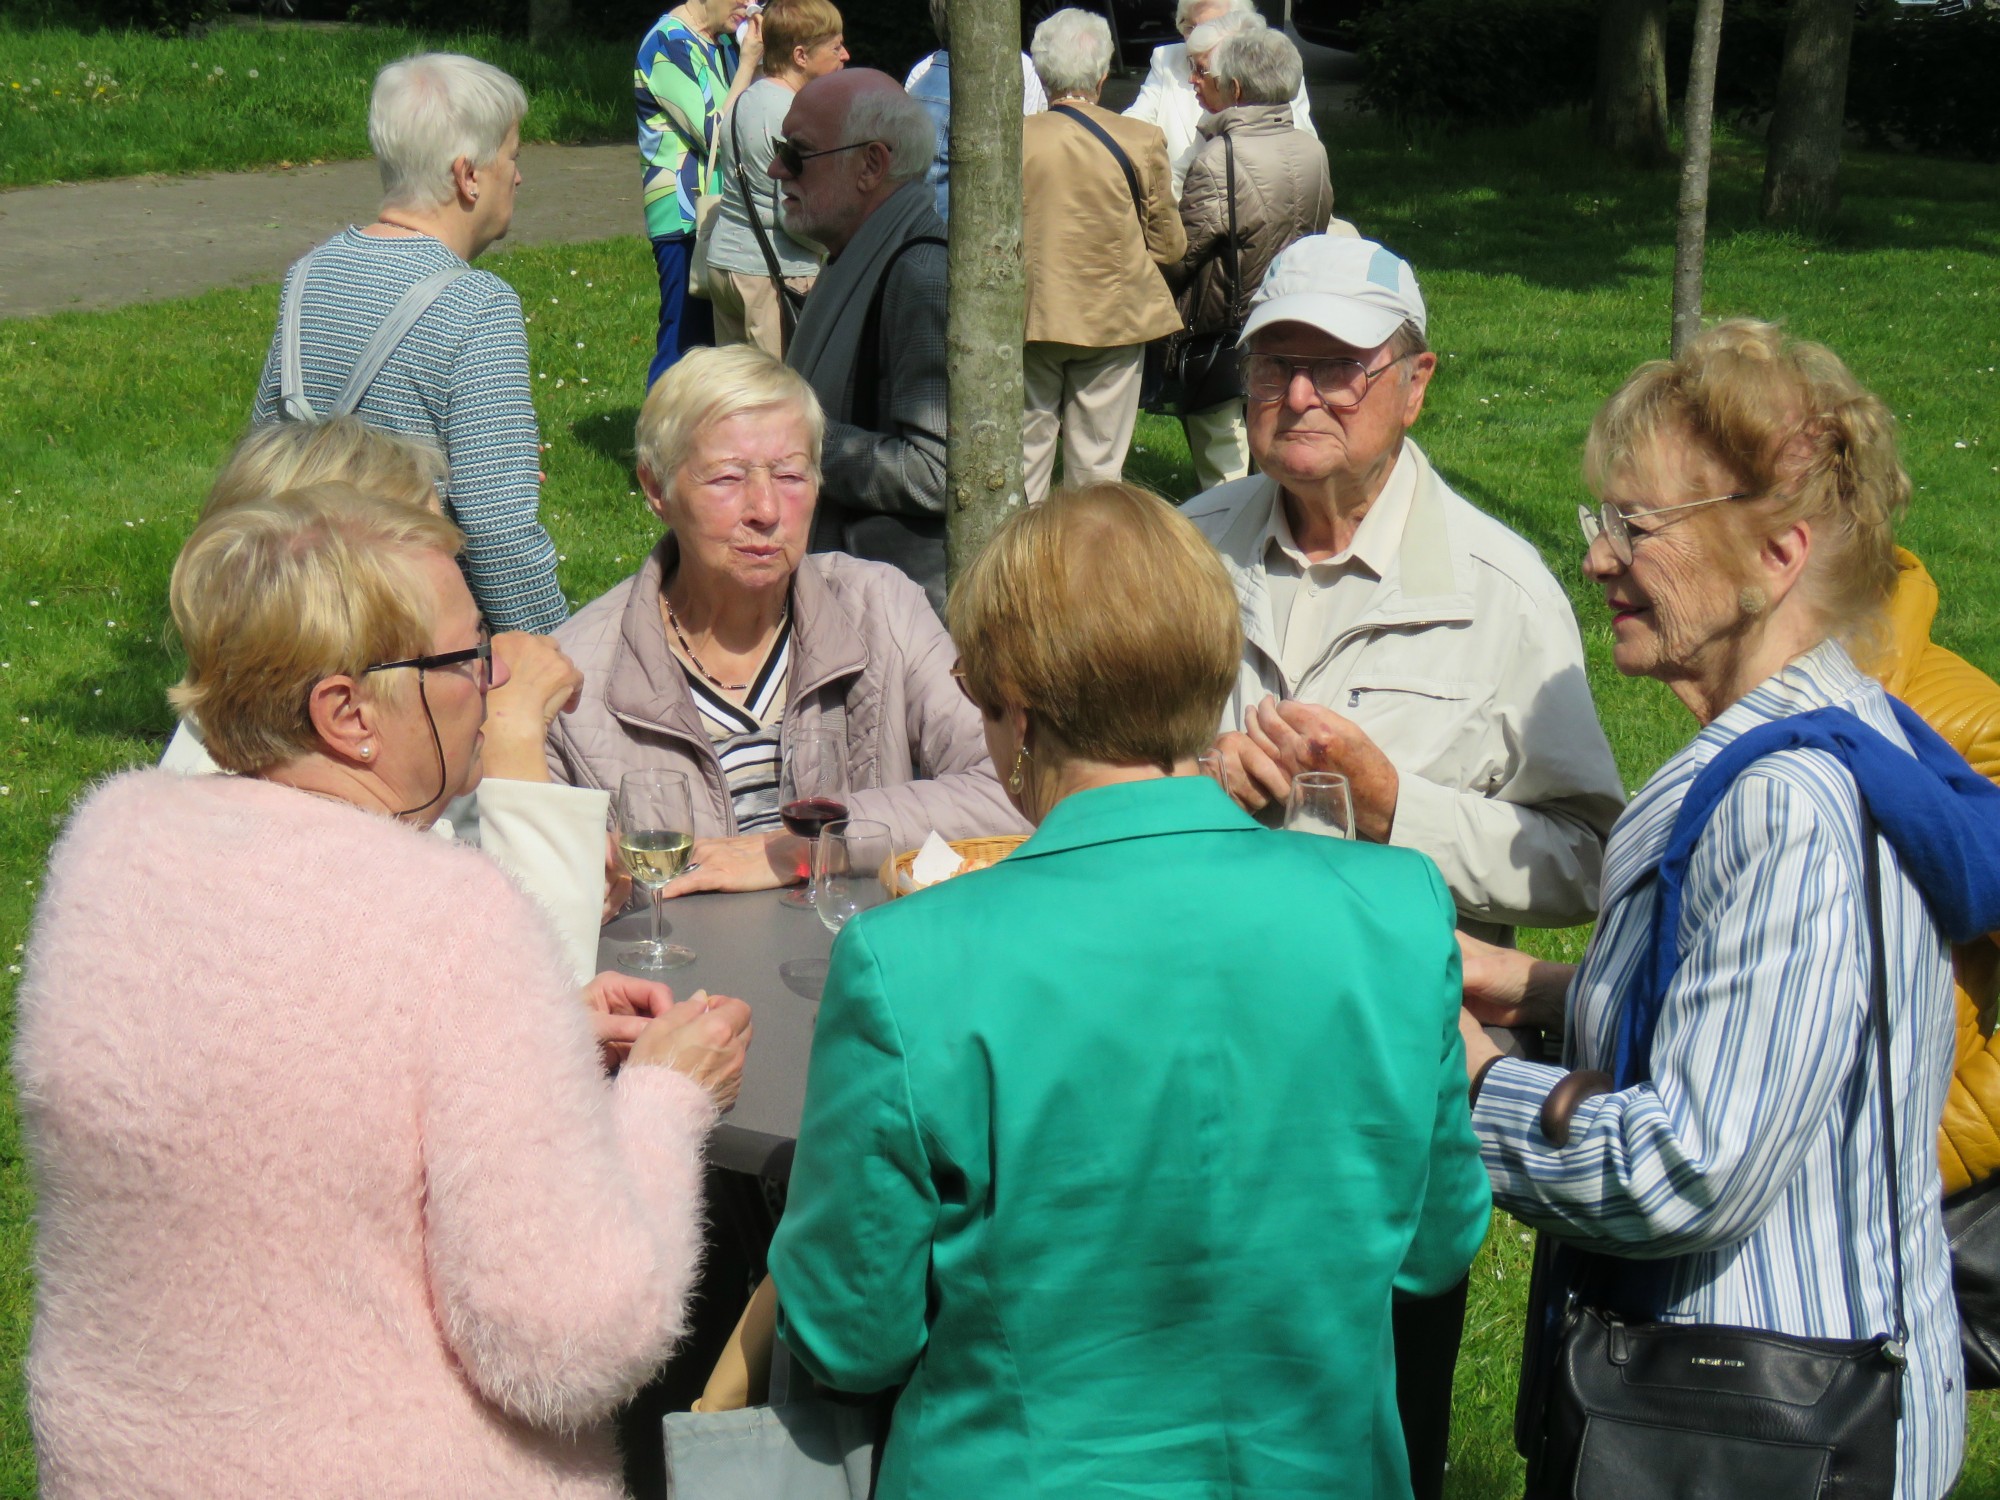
[1239,236,1427,350]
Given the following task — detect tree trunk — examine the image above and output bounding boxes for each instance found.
[1670,0,1725,355]
[942,0,1027,591]
[1761,0,1857,231]
[529,0,572,47]
[1590,0,1673,167]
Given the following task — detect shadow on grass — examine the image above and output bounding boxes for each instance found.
[16,624,182,751]
[570,404,641,471]
[1331,114,2000,296]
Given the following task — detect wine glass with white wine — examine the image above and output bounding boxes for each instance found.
[616,769,698,971]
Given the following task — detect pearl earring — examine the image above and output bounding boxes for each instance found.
[359,744,373,760]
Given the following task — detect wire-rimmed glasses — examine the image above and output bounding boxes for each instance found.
[1576,493,1752,566]
[1241,352,1411,409]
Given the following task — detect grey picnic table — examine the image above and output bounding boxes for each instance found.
[598,892,833,1179]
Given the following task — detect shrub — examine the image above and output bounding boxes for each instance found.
[0,0,227,35]
[1358,0,2000,162]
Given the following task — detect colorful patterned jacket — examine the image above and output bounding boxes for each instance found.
[635,14,738,240]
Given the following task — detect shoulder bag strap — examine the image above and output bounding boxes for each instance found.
[731,105,802,345]
[278,248,320,422]
[1049,103,1145,229]
[1221,132,1242,322]
[1860,808,1910,1349]
[331,265,472,417]
[851,235,947,434]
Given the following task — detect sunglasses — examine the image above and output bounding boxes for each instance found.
[771,136,880,177]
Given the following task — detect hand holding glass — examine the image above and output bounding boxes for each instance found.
[616,770,698,970]
[1284,771,1354,840]
[814,819,892,937]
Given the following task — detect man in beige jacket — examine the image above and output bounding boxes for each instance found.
[1189,235,1624,1500]
[1021,8,1186,504]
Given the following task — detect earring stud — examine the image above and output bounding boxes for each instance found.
[360,744,373,760]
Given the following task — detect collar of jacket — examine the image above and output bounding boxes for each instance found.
[1004,775,1264,863]
[605,534,870,742]
[1201,102,1295,139]
[1198,439,1478,685]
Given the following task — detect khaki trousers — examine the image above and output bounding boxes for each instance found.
[1022,341,1145,505]
[1182,399,1250,491]
[706,267,816,360]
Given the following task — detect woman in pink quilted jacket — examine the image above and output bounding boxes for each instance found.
[15,483,752,1499]
[547,343,1025,897]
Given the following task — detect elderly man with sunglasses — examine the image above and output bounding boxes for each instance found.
[1185,235,1625,1500]
[770,68,952,611]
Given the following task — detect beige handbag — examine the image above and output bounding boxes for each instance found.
[686,120,723,300]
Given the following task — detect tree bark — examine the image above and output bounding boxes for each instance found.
[529,0,572,47]
[1590,0,1673,167]
[943,0,1027,592]
[1670,0,1725,355]
[1761,0,1857,231]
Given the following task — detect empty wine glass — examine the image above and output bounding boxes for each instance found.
[616,769,697,970]
[1284,771,1354,840]
[1196,750,1228,788]
[777,731,850,909]
[814,819,893,937]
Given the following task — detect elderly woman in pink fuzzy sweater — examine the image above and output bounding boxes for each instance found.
[15,482,753,1499]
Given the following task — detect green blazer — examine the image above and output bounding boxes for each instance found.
[769,776,1491,1500]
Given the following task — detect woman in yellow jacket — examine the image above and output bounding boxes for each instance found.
[1880,547,2000,1193]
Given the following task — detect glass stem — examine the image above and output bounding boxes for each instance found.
[649,885,664,951]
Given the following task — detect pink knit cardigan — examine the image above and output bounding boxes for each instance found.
[15,771,717,1499]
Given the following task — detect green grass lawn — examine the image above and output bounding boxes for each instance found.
[0,106,1997,1495]
[0,21,634,188]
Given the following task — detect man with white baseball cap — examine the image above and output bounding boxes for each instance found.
[1184,235,1625,1500]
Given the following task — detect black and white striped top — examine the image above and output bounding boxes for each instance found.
[680,621,791,834]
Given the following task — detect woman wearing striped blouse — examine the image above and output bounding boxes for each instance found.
[546,345,1024,892]
[1454,321,1966,1496]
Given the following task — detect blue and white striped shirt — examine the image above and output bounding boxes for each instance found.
[253,230,566,634]
[1474,640,1964,1498]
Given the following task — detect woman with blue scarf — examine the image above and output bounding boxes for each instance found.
[1458,321,1991,1498]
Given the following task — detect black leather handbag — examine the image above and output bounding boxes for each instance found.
[1944,1167,2000,1388]
[1150,134,1246,418]
[1522,819,1909,1500]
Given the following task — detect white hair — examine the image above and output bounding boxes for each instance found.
[1213,25,1301,104]
[1185,10,1264,60]
[1031,8,1114,98]
[842,87,939,186]
[369,53,528,211]
[1174,0,1257,31]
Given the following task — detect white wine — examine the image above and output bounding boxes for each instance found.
[620,830,694,888]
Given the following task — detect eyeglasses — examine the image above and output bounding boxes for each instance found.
[1241,352,1411,409]
[1577,493,1751,565]
[365,626,492,687]
[771,136,879,177]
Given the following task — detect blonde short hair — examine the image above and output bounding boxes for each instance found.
[169,483,464,775]
[370,52,527,211]
[208,419,446,520]
[949,482,1242,770]
[762,0,844,75]
[1586,318,1909,653]
[636,344,825,491]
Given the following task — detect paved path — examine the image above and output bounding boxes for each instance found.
[0,141,639,320]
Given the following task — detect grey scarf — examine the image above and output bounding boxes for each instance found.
[786,179,943,421]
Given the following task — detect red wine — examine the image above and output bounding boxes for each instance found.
[781,797,849,840]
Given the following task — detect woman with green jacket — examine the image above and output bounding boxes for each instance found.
[768,481,1491,1499]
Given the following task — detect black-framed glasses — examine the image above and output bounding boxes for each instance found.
[771,136,879,177]
[1577,493,1751,565]
[365,627,492,686]
[1241,351,1412,409]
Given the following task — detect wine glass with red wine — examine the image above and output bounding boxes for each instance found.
[777,730,850,908]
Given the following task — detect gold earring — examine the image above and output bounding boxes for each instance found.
[1007,745,1029,795]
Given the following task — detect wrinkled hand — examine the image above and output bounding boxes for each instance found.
[1458,1005,1505,1089]
[1247,696,1400,843]
[1457,931,1573,1033]
[1209,729,1289,813]
[481,632,585,783]
[660,831,807,898]
[736,13,765,68]
[629,991,755,1111]
[581,970,676,1067]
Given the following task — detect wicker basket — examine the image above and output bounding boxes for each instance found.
[879,835,1029,897]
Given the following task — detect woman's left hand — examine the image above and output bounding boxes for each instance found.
[660,831,809,897]
[581,971,677,1067]
[1457,1005,1505,1093]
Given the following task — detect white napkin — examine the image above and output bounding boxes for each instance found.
[907,831,965,889]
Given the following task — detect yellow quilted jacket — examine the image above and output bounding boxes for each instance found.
[1876,549,2000,1196]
